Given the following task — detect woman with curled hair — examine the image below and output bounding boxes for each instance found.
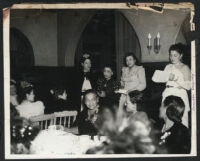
[16,81,45,119]
[159,95,191,154]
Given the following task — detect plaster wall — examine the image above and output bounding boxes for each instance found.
[10,10,58,66]
[57,10,96,66]
[120,9,190,62]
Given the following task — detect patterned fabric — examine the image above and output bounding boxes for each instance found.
[121,66,146,91]
[96,77,121,98]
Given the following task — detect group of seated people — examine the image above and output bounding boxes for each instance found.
[10,43,191,154]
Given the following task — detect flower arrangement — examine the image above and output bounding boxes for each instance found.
[11,117,40,154]
[87,108,162,154]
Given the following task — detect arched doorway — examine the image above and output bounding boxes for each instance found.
[75,10,141,80]
[10,28,34,76]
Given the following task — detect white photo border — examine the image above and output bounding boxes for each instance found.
[3,2,197,159]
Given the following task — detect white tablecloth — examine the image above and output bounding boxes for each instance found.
[30,129,105,155]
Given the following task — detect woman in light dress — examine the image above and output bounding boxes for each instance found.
[121,52,146,92]
[119,52,146,109]
[161,43,191,127]
[16,81,45,119]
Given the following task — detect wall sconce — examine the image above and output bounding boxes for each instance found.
[154,32,161,54]
[147,33,152,54]
[147,32,161,54]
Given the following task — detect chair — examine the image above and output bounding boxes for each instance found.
[54,111,78,128]
[30,114,55,130]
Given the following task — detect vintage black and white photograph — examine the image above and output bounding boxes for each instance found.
[3,2,197,158]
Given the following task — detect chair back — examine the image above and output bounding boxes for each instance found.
[54,111,77,128]
[30,114,55,130]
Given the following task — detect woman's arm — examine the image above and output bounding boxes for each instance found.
[120,67,125,88]
[177,65,191,90]
[135,67,146,91]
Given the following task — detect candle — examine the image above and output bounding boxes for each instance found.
[148,33,151,46]
[157,32,160,46]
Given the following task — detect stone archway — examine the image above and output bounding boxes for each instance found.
[10,27,34,73]
[73,10,141,79]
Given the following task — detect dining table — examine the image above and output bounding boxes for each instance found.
[30,125,106,155]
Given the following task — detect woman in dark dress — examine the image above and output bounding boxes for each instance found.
[78,90,99,136]
[159,95,191,154]
[96,64,121,106]
[76,54,97,112]
[46,86,75,114]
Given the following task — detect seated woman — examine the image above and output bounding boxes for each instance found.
[121,52,146,92]
[78,89,100,136]
[16,81,45,119]
[10,79,19,106]
[47,86,75,114]
[119,52,146,108]
[124,90,145,119]
[159,95,191,154]
[118,90,151,131]
[96,64,121,106]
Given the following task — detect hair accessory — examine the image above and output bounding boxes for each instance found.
[20,81,33,89]
[82,53,90,59]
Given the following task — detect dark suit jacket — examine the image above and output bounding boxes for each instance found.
[162,122,191,154]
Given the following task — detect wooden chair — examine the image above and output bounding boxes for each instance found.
[54,111,78,128]
[30,114,56,130]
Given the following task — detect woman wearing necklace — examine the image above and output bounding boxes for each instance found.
[159,95,190,154]
[78,90,99,135]
[161,43,191,128]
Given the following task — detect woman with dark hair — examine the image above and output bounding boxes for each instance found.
[119,52,146,110]
[46,86,74,113]
[10,79,19,106]
[16,81,45,119]
[96,64,121,106]
[124,90,146,118]
[159,95,191,154]
[119,90,150,131]
[78,89,99,135]
[77,53,97,112]
[121,52,146,92]
[159,43,191,128]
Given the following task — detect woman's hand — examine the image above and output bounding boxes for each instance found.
[98,91,106,97]
[169,73,175,81]
[169,73,178,81]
